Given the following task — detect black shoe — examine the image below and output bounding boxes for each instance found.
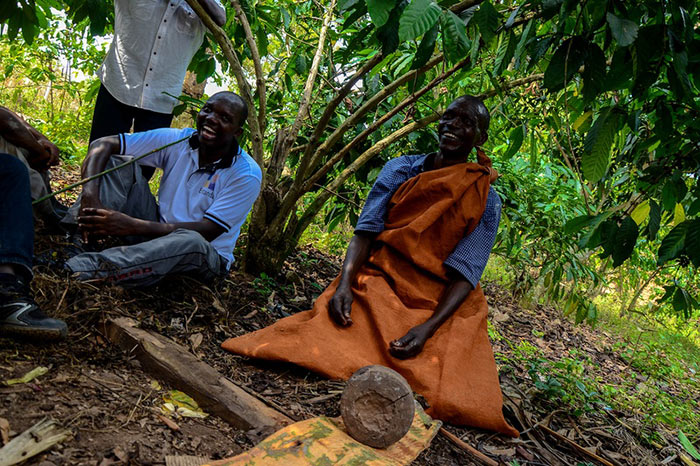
[0,275,67,340]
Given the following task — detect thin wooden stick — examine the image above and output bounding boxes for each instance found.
[439,427,499,466]
[33,135,190,205]
[538,423,615,466]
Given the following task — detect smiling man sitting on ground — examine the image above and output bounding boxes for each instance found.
[222,95,518,437]
[62,91,261,287]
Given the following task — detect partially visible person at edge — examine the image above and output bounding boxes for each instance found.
[90,0,226,180]
[221,96,519,437]
[0,109,67,340]
[60,91,261,287]
[0,106,67,227]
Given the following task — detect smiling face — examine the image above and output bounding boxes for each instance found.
[437,97,489,160]
[196,93,245,152]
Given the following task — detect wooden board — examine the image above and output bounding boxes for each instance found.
[165,455,211,466]
[105,317,291,433]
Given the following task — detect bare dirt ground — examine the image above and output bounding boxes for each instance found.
[0,166,696,465]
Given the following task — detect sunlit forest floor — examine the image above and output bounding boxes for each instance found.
[1,167,698,466]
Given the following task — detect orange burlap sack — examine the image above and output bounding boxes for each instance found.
[222,162,518,437]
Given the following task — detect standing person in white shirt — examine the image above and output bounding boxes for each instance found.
[62,92,261,287]
[89,0,226,179]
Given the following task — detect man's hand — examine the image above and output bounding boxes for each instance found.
[39,139,60,167]
[26,144,58,171]
[78,208,138,238]
[329,283,353,326]
[389,324,432,359]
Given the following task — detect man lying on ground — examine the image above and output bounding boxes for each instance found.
[61,91,261,287]
[0,106,66,226]
[0,154,67,340]
[222,95,518,437]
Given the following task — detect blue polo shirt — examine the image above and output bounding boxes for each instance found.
[119,127,262,269]
[355,154,501,287]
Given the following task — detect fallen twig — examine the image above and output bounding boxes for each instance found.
[439,427,498,466]
[538,423,615,466]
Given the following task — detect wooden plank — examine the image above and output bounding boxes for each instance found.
[165,455,210,466]
[0,418,69,466]
[105,317,291,433]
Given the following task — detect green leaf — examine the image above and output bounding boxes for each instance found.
[603,48,633,91]
[672,288,690,314]
[398,0,441,42]
[662,181,678,211]
[441,10,470,64]
[582,108,619,183]
[565,214,596,235]
[679,431,700,460]
[684,219,700,267]
[343,2,368,29]
[504,125,524,159]
[606,13,638,47]
[612,217,639,267]
[657,222,688,265]
[411,23,438,69]
[582,43,606,103]
[689,198,700,216]
[339,0,361,11]
[630,200,649,225]
[367,0,395,27]
[473,1,501,44]
[647,200,661,241]
[376,2,406,55]
[493,31,516,76]
[543,36,587,92]
[513,20,534,69]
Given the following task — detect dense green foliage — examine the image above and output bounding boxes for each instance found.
[2,0,700,326]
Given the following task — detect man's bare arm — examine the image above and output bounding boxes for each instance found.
[328,232,376,326]
[78,208,225,241]
[198,0,226,26]
[389,273,474,359]
[79,136,121,211]
[0,107,56,170]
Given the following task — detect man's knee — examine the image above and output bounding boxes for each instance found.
[0,153,29,178]
[169,228,210,253]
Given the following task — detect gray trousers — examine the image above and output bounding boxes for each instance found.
[0,141,60,221]
[63,156,225,287]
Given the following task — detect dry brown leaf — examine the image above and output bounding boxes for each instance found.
[189,333,203,350]
[0,417,9,445]
[113,446,129,462]
[211,296,226,314]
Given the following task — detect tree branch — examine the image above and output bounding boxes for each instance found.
[301,55,472,193]
[449,0,483,14]
[231,0,266,136]
[299,54,445,182]
[292,72,546,241]
[279,0,337,157]
[293,113,440,240]
[292,53,384,183]
[185,0,264,165]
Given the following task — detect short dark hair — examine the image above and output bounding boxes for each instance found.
[210,91,249,123]
[452,95,490,133]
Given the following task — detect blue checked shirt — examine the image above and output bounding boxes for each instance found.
[354,154,501,288]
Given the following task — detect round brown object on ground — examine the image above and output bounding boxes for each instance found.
[340,365,415,448]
